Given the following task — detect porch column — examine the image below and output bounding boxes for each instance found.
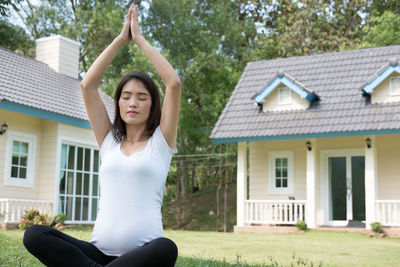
[365,136,377,229]
[306,139,317,228]
[237,142,247,227]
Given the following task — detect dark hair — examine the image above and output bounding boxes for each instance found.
[111,72,161,143]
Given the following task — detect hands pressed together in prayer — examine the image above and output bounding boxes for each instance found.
[118,5,143,45]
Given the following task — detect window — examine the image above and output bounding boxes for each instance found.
[390,77,400,95]
[278,87,292,105]
[275,158,288,188]
[59,143,100,223]
[5,131,36,187]
[269,151,293,194]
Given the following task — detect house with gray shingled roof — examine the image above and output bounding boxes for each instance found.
[210,46,400,231]
[0,36,114,228]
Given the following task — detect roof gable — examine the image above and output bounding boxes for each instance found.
[362,58,400,94]
[253,71,318,104]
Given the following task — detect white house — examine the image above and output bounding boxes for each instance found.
[0,36,114,228]
[210,46,400,232]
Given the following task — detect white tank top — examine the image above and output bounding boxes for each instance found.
[90,125,177,256]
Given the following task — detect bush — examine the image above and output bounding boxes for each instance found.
[370,222,383,233]
[295,220,307,231]
[18,208,66,230]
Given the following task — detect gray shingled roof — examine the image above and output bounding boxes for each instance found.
[0,47,114,123]
[210,46,400,142]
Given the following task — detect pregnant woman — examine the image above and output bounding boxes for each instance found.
[23,4,181,267]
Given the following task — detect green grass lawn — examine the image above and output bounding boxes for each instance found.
[1,226,400,266]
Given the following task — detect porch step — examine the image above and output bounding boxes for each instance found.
[346,220,365,228]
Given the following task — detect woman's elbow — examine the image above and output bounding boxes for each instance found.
[80,80,88,91]
[169,76,181,90]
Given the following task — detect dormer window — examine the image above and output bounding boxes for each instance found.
[390,77,400,95]
[252,71,318,112]
[278,87,292,105]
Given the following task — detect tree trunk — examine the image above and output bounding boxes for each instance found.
[176,160,181,228]
[180,159,186,227]
[216,145,222,232]
[191,164,196,193]
[223,166,228,232]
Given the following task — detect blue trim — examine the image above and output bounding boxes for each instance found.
[364,65,400,94]
[254,78,281,103]
[0,100,92,129]
[254,76,309,103]
[211,129,400,144]
[306,93,317,102]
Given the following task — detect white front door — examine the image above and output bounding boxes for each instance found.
[321,149,365,226]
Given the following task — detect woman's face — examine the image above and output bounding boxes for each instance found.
[118,79,152,128]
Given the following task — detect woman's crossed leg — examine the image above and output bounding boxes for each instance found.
[23,225,177,267]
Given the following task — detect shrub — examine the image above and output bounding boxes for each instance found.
[370,222,383,233]
[18,208,66,230]
[295,220,307,231]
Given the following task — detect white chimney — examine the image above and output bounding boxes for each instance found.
[35,35,81,79]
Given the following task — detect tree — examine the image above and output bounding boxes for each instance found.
[0,0,20,16]
[362,11,400,47]
[9,0,152,95]
[272,0,368,57]
[0,18,34,56]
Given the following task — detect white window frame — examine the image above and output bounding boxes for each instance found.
[268,151,294,194]
[278,86,292,105]
[4,130,36,188]
[389,77,400,96]
[57,135,100,224]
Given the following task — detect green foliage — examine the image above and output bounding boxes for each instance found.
[295,220,307,231]
[370,222,383,233]
[18,208,66,230]
[0,18,34,56]
[273,0,368,57]
[162,186,236,231]
[362,11,400,47]
[0,0,20,16]
[3,0,400,199]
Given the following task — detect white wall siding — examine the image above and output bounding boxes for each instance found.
[376,134,400,200]
[262,84,310,112]
[249,140,307,201]
[372,72,400,104]
[36,120,58,201]
[0,109,41,199]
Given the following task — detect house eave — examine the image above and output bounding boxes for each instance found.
[210,128,400,144]
[0,100,91,129]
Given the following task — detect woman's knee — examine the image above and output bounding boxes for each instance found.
[23,224,52,250]
[151,237,178,262]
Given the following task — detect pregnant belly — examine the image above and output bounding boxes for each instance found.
[90,213,163,255]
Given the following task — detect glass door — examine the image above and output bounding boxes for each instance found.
[328,155,365,223]
[351,156,365,221]
[329,157,347,221]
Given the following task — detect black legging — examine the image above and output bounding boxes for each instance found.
[23,225,178,267]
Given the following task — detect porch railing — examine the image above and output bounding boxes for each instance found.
[245,200,306,225]
[375,200,400,226]
[0,198,54,223]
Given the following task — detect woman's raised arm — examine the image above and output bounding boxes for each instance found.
[131,5,181,149]
[80,7,133,148]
